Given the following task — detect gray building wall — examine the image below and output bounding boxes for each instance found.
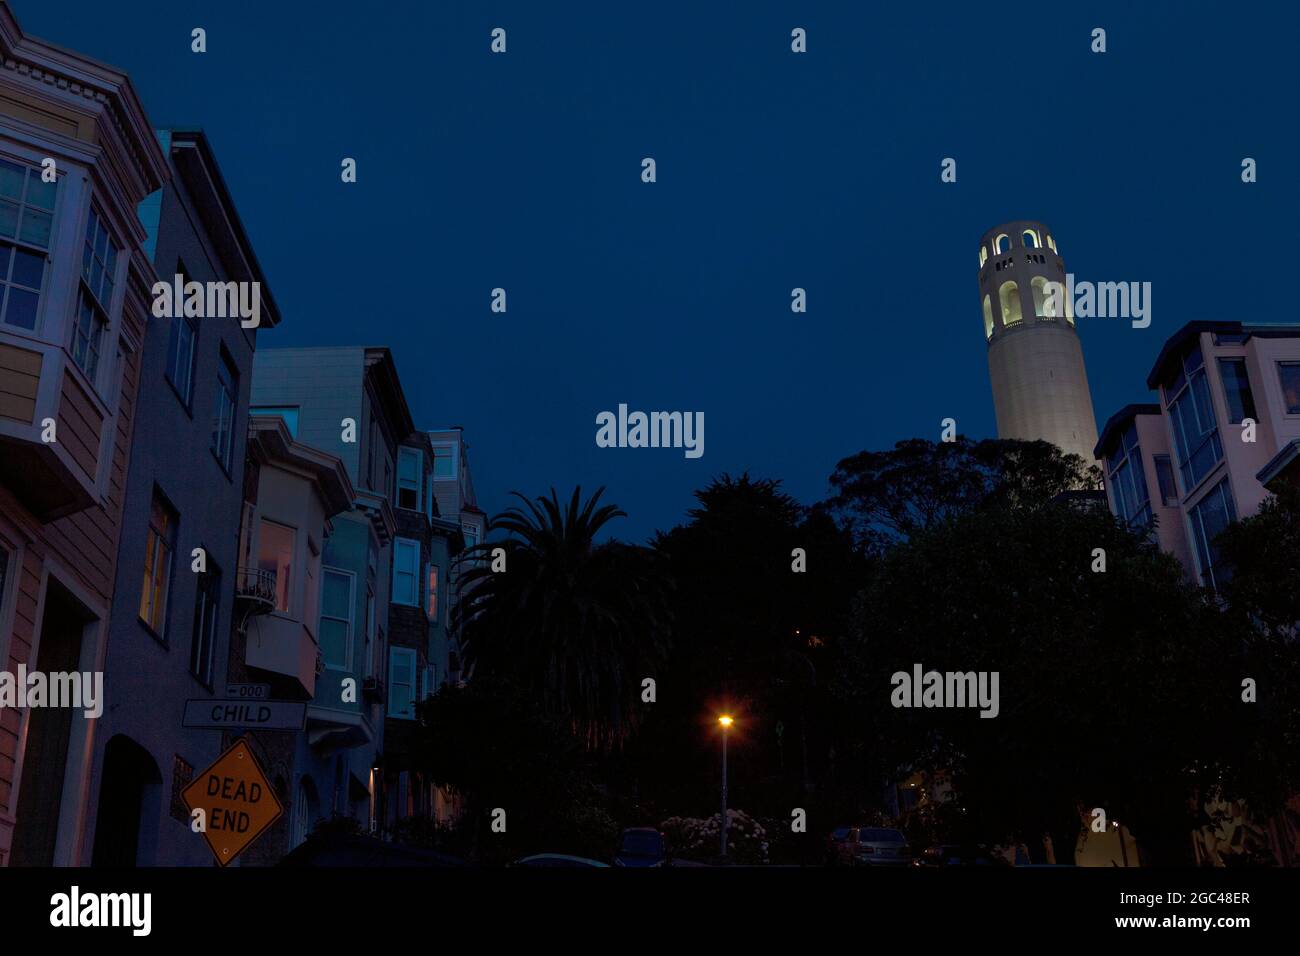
[80,134,260,866]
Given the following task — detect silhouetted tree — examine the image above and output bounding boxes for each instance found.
[455,486,672,752]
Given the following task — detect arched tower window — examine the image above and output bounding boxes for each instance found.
[1022,229,1039,248]
[999,281,1022,325]
[983,295,994,338]
[979,246,988,267]
[994,234,1010,254]
[1031,276,1052,317]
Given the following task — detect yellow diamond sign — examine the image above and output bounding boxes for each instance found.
[182,736,283,867]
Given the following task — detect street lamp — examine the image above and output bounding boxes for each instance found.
[718,715,733,858]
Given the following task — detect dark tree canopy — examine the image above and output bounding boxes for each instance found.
[826,437,1101,548]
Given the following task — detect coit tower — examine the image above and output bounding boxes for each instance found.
[978,220,1099,464]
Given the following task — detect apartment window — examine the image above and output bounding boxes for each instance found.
[462,524,479,550]
[250,405,299,437]
[1280,362,1300,415]
[319,568,354,670]
[0,159,57,331]
[397,447,423,511]
[1165,345,1222,493]
[432,444,455,480]
[211,352,238,473]
[165,313,197,407]
[1217,358,1257,425]
[426,564,439,621]
[72,207,119,383]
[364,585,376,678]
[1105,424,1152,530]
[388,647,417,719]
[393,538,420,606]
[1188,479,1237,591]
[190,561,222,686]
[1153,455,1178,507]
[139,490,178,636]
[258,519,295,613]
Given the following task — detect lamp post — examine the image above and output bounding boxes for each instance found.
[718,715,733,858]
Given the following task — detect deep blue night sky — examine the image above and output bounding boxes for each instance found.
[15,0,1296,541]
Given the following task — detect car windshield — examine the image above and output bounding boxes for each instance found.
[859,828,905,842]
[620,832,663,855]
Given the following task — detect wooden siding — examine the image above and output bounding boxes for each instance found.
[0,343,41,425]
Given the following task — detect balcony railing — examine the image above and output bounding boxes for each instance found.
[235,566,277,619]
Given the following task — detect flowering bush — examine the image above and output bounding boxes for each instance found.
[660,809,770,864]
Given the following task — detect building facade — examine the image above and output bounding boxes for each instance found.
[74,128,280,866]
[979,220,1100,465]
[1095,321,1300,590]
[0,7,168,866]
[382,430,462,835]
[248,346,415,846]
[427,426,486,684]
[225,415,354,863]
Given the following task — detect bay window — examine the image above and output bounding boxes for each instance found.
[1165,345,1222,493]
[0,157,57,331]
[72,206,119,382]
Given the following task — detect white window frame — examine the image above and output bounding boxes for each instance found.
[0,154,61,337]
[319,565,355,672]
[396,447,423,512]
[70,202,125,394]
[388,646,417,719]
[392,537,420,607]
[431,442,457,481]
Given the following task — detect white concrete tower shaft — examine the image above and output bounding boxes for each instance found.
[978,220,1099,464]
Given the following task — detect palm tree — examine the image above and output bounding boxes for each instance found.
[454,486,672,752]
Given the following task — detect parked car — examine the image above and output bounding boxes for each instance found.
[513,854,611,867]
[837,826,912,866]
[825,825,855,864]
[614,827,666,867]
[911,844,1006,867]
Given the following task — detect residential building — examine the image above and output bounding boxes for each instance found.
[382,430,463,835]
[0,7,168,866]
[224,415,354,863]
[75,129,280,865]
[248,347,412,845]
[1095,321,1300,590]
[428,426,487,684]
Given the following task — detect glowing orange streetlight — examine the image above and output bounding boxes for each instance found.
[717,714,734,857]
